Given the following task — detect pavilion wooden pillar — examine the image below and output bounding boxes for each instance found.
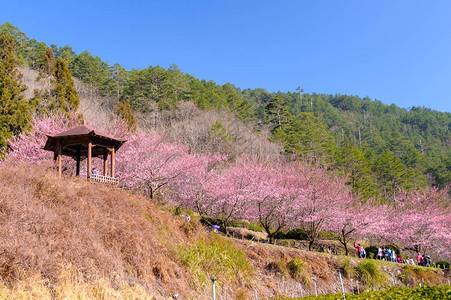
[87,140,92,181]
[57,142,62,179]
[76,149,81,176]
[103,148,108,176]
[110,147,115,178]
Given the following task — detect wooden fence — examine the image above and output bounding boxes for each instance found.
[90,173,120,185]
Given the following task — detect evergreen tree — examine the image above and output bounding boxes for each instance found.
[40,47,56,78]
[265,96,291,129]
[167,63,189,102]
[115,99,136,132]
[0,34,31,150]
[283,112,337,164]
[52,57,79,112]
[373,149,412,200]
[112,63,128,98]
[336,143,379,198]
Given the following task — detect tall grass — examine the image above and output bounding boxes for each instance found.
[0,274,151,300]
[178,233,253,289]
[340,258,355,279]
[399,265,442,287]
[356,260,386,287]
[0,163,196,297]
[287,257,311,286]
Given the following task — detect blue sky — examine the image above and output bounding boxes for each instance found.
[2,0,450,112]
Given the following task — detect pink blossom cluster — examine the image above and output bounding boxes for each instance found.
[6,114,451,260]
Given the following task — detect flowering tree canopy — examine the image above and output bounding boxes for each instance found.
[6,114,451,260]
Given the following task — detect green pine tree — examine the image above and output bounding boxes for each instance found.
[52,57,79,112]
[39,47,56,78]
[265,96,291,130]
[373,149,412,201]
[115,99,136,132]
[0,33,31,150]
[336,143,379,198]
[283,112,337,164]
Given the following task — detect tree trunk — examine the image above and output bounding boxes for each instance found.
[308,240,315,251]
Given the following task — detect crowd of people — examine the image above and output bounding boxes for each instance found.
[353,243,433,267]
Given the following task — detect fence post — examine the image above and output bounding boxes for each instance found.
[211,278,217,300]
[338,270,346,300]
[314,279,318,297]
[356,280,360,294]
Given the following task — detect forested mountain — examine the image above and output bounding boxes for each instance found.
[1,22,449,201]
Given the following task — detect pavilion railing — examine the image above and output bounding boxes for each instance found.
[90,173,120,185]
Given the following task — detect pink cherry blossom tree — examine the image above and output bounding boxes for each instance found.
[6,113,81,170]
[115,132,223,199]
[327,197,389,255]
[289,165,355,250]
[245,162,301,243]
[386,186,450,259]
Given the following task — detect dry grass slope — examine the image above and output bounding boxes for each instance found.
[0,162,205,299]
[0,162,449,299]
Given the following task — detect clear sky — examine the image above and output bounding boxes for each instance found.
[2,0,450,112]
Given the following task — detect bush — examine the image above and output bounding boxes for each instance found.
[399,265,423,287]
[274,228,309,240]
[340,259,354,278]
[365,246,378,259]
[319,231,336,240]
[287,257,311,286]
[173,204,183,215]
[265,260,287,277]
[356,260,386,287]
[179,233,253,288]
[435,261,450,269]
[245,233,254,240]
[399,265,442,287]
[280,285,451,299]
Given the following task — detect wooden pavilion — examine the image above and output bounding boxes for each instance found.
[43,124,127,184]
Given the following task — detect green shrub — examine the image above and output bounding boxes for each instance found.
[319,231,336,240]
[245,233,254,240]
[435,261,450,269]
[179,233,253,288]
[247,223,264,232]
[274,228,309,240]
[287,257,311,286]
[399,265,442,287]
[399,265,422,287]
[280,285,451,299]
[265,259,290,280]
[173,204,183,215]
[340,259,354,278]
[356,260,386,287]
[365,246,378,259]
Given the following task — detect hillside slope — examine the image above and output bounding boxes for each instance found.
[0,162,449,299]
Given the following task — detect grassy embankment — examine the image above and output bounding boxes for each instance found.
[0,162,449,299]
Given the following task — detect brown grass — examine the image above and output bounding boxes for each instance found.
[0,162,449,299]
[0,162,199,299]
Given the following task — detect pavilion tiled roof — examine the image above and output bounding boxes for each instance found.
[49,124,125,142]
[43,124,127,158]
